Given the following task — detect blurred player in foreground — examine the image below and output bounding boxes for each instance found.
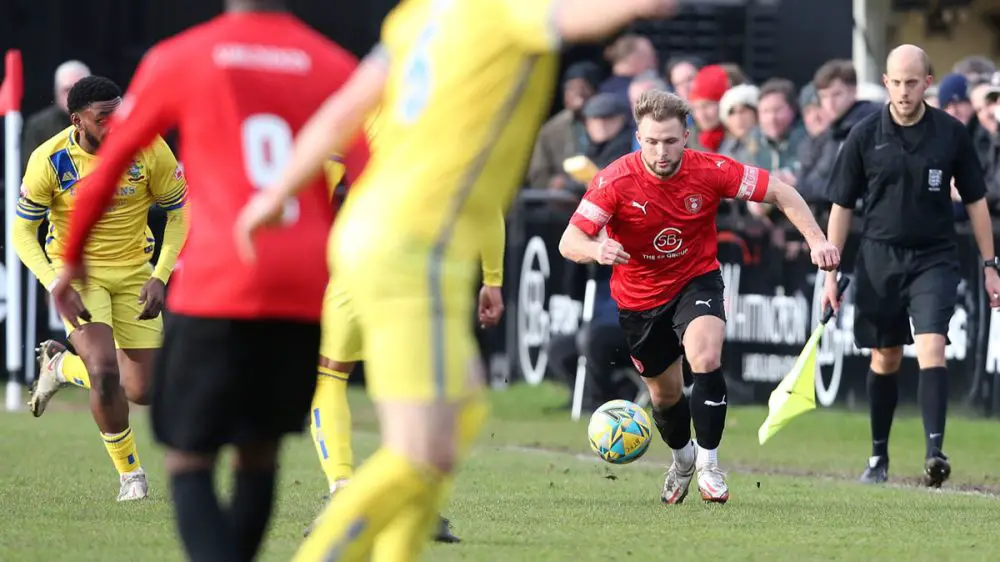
[560,90,839,504]
[15,75,188,502]
[53,1,368,560]
[235,1,684,560]
[309,141,505,543]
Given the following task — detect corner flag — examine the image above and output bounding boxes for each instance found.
[758,275,850,445]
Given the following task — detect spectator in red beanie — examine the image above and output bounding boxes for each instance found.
[688,64,730,151]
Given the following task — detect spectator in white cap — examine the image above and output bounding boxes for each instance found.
[718,83,760,163]
[21,60,91,168]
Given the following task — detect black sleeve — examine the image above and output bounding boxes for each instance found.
[825,126,866,207]
[953,123,988,204]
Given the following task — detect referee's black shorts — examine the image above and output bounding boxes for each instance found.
[853,240,959,349]
[151,313,321,453]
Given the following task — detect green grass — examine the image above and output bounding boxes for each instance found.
[1,382,998,561]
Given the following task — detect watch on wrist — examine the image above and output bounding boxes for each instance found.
[984,256,1000,271]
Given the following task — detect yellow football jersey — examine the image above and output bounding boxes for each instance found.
[338,0,559,257]
[323,110,382,195]
[18,126,187,266]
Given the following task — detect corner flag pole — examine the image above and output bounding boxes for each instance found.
[2,50,25,412]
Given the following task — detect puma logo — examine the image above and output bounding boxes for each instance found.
[631,201,648,215]
[704,395,727,407]
[715,160,724,168]
[695,299,712,307]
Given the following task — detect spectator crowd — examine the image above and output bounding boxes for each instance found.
[525,34,1000,411]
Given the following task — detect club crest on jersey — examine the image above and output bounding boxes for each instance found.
[928,168,942,191]
[127,161,145,183]
[684,194,703,213]
[173,164,185,182]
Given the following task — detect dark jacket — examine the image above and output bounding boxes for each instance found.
[795,101,879,203]
[527,109,588,189]
[21,105,71,170]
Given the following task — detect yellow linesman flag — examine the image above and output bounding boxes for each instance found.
[758,324,823,444]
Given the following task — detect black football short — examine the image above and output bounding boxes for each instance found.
[151,313,321,453]
[617,269,726,378]
[853,240,959,349]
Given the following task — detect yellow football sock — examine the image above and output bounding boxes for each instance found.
[292,448,439,562]
[371,394,489,562]
[59,352,91,389]
[311,367,353,489]
[101,427,141,474]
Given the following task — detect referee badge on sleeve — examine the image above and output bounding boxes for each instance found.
[928,169,942,191]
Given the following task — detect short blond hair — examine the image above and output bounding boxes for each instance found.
[632,89,690,126]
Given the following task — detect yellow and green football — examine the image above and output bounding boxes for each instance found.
[587,399,653,464]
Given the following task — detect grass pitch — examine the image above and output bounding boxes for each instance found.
[1,382,997,561]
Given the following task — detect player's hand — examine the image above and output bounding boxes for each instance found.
[594,239,630,265]
[634,0,679,19]
[810,240,840,271]
[51,264,92,329]
[985,268,1000,308]
[478,285,504,328]
[233,191,287,264]
[137,278,166,320]
[822,273,844,314]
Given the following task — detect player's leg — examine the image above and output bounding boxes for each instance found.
[152,314,239,562]
[908,259,960,487]
[674,271,729,503]
[295,250,483,562]
[853,244,910,484]
[617,305,693,504]
[109,262,163,406]
[230,318,321,561]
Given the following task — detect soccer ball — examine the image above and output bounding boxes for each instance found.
[587,399,653,464]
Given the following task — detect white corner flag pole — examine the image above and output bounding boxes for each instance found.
[2,50,25,412]
[570,272,598,421]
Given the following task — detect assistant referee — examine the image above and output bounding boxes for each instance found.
[823,44,1000,488]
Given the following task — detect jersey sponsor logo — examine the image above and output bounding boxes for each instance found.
[631,201,648,215]
[127,161,145,183]
[735,166,759,201]
[652,227,683,255]
[575,199,611,227]
[928,169,942,191]
[684,194,702,213]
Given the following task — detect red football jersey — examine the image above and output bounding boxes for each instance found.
[570,151,769,312]
[63,12,369,321]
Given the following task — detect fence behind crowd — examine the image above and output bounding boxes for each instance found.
[502,190,1000,418]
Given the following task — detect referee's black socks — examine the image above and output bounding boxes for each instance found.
[229,469,277,562]
[171,470,236,562]
[690,368,727,450]
[867,369,898,459]
[651,394,692,449]
[918,366,949,457]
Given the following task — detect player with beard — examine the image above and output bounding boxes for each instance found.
[15,76,188,501]
[823,44,1000,487]
[559,89,839,504]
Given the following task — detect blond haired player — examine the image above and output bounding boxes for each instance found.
[14,76,187,501]
[235,1,681,560]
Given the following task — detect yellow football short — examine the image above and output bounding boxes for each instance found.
[319,275,363,363]
[331,231,478,403]
[59,261,163,349]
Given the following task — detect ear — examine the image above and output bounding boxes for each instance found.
[69,112,81,128]
[882,74,889,89]
[924,75,934,89]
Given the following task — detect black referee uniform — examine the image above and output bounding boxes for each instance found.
[826,102,987,486]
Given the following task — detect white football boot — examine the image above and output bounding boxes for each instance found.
[661,440,696,505]
[28,341,70,417]
[118,468,149,501]
[696,447,730,504]
[304,478,349,537]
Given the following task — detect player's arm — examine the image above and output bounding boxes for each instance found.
[481,209,506,287]
[264,52,383,205]
[559,177,628,265]
[148,138,189,283]
[13,149,59,289]
[63,49,176,267]
[501,0,677,49]
[760,176,829,251]
[951,124,996,266]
